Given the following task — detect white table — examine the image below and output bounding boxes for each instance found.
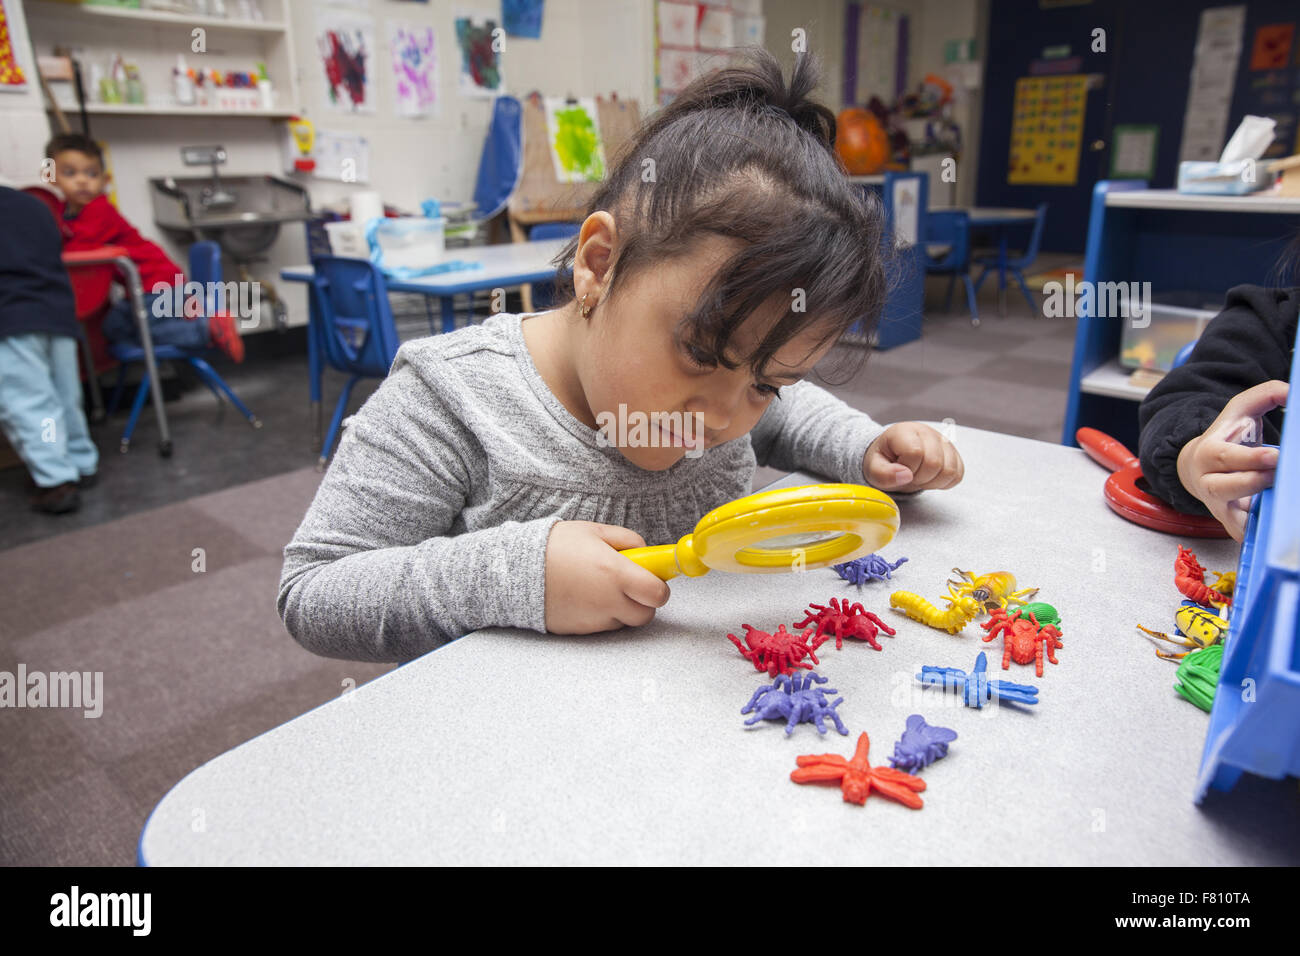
[138,426,1298,865]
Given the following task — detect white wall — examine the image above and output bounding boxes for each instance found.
[0,0,52,185]
[766,0,986,205]
[8,0,656,329]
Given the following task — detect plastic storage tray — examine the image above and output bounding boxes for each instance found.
[1194,330,1300,801]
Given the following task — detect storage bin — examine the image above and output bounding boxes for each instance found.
[1194,326,1300,801]
[368,216,446,274]
[1119,290,1221,371]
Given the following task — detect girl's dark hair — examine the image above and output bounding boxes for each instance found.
[552,47,888,380]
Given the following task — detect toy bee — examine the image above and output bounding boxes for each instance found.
[1136,604,1229,661]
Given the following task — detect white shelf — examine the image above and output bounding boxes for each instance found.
[1079,358,1157,401]
[31,2,286,33]
[47,102,295,117]
[1105,189,1300,214]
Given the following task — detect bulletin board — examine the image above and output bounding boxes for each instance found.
[654,0,766,108]
[1007,74,1088,185]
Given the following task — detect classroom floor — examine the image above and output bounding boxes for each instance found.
[0,264,1084,865]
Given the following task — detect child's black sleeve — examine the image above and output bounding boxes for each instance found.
[1137,284,1298,514]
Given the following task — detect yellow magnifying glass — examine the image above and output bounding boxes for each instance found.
[620,483,899,581]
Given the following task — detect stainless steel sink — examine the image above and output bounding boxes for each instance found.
[150,174,312,258]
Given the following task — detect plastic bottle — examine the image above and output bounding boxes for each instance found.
[173,55,196,106]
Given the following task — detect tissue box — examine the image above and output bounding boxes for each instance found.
[1177,160,1275,195]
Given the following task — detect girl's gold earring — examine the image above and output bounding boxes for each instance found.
[580,293,593,318]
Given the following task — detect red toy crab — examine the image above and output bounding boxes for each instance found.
[1175,546,1234,609]
[980,608,1063,677]
[728,624,820,677]
[791,732,927,808]
[794,597,897,652]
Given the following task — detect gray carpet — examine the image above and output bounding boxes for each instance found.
[1,269,1087,865]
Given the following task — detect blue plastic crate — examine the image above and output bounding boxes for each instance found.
[1194,333,1300,802]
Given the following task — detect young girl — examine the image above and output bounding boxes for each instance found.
[279,50,964,663]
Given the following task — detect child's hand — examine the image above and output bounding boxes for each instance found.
[544,521,671,634]
[863,422,964,493]
[1176,380,1287,542]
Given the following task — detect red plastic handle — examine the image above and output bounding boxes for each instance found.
[1076,427,1139,473]
[62,246,130,266]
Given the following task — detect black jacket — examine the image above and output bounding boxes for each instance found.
[0,187,79,341]
[1138,284,1297,515]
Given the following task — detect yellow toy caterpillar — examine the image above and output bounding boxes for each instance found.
[889,586,985,635]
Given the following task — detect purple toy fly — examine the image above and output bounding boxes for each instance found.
[888,714,958,772]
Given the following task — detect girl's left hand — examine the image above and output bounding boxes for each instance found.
[863,422,964,493]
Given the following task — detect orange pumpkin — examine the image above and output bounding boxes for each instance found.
[835,108,890,175]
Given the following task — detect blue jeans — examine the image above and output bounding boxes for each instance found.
[0,333,100,487]
[102,292,209,351]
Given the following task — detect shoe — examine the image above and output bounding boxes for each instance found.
[208,312,246,364]
[30,482,81,514]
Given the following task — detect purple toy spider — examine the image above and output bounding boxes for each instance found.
[834,553,909,587]
[888,714,958,773]
[742,671,849,736]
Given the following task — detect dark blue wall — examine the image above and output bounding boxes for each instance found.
[977,0,1300,252]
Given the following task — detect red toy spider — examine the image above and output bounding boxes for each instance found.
[980,608,1063,677]
[791,732,927,808]
[794,597,896,652]
[728,624,820,677]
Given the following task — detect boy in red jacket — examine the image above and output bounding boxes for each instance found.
[45,133,243,362]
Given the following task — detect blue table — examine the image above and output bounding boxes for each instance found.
[931,206,1037,316]
[281,238,571,447]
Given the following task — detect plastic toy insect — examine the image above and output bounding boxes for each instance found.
[889,586,985,634]
[728,623,820,677]
[1015,601,1062,629]
[980,608,1064,677]
[1175,643,1225,712]
[791,732,927,808]
[1174,546,1234,609]
[794,597,896,652]
[888,715,958,773]
[742,671,848,736]
[915,651,1040,708]
[1136,602,1229,661]
[947,569,1039,612]
[833,553,908,587]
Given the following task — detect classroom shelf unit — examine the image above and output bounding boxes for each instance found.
[1063,181,1300,451]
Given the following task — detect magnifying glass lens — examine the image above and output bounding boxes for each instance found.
[745,530,845,551]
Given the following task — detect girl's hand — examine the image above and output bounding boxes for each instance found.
[863,422,964,492]
[544,521,671,634]
[1176,380,1287,542]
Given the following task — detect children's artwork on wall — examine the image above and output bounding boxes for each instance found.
[658,1,696,47]
[316,9,375,113]
[545,97,605,183]
[1007,74,1087,186]
[0,0,28,90]
[455,11,503,97]
[503,0,543,39]
[389,21,436,117]
[697,7,734,49]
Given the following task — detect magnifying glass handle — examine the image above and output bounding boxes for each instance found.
[620,545,684,581]
[620,535,710,581]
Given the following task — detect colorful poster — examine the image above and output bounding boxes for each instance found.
[455,11,503,97]
[545,97,605,183]
[503,0,543,39]
[0,0,27,90]
[388,21,436,117]
[1007,74,1088,186]
[316,10,376,113]
[1249,23,1294,71]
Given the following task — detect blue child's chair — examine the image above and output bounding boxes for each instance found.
[307,256,402,468]
[972,202,1048,314]
[925,210,979,326]
[108,240,260,453]
[526,222,580,311]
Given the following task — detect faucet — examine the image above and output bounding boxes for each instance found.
[181,144,237,210]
